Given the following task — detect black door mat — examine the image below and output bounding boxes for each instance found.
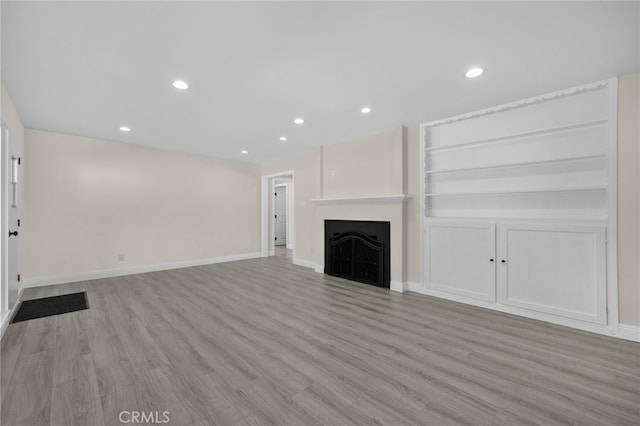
[11,292,88,323]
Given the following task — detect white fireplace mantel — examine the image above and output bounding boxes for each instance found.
[311,194,412,205]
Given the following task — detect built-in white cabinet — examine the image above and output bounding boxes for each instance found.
[420,78,618,334]
[425,221,496,302]
[497,223,607,324]
[425,220,607,324]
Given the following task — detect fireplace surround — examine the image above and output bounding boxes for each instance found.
[324,220,390,288]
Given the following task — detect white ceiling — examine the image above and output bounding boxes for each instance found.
[2,1,638,163]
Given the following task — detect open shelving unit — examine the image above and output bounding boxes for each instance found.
[423,102,611,220]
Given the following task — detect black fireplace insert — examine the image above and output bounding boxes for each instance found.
[324,220,390,288]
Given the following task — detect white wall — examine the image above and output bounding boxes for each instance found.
[262,127,410,284]
[23,130,261,280]
[262,149,319,264]
[617,72,640,326]
[323,128,404,197]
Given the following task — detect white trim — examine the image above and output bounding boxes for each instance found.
[261,170,296,179]
[0,308,11,338]
[0,285,24,338]
[292,258,316,270]
[615,324,640,342]
[605,77,619,331]
[390,281,408,293]
[410,285,621,339]
[21,252,261,288]
[421,79,611,128]
[419,124,426,309]
[314,264,324,274]
[286,243,294,250]
[1,122,10,314]
[311,194,411,205]
[407,281,422,293]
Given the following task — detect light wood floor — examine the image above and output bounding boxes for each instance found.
[2,256,639,425]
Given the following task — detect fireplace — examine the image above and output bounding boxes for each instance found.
[324,220,390,288]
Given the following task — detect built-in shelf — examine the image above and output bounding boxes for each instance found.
[425,186,606,197]
[312,195,412,205]
[424,119,607,153]
[425,154,606,175]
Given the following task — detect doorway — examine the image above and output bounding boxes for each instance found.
[1,120,20,321]
[261,171,294,261]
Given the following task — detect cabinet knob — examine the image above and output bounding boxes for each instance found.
[501,259,506,263]
[489,259,494,262]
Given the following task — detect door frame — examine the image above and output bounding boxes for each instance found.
[261,170,294,258]
[1,118,20,332]
[1,121,8,314]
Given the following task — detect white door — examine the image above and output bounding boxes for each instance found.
[274,186,287,246]
[496,223,607,324]
[425,220,496,302]
[1,122,20,311]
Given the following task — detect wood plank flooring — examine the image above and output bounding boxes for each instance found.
[2,256,639,425]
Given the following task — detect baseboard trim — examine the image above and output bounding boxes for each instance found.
[390,281,408,293]
[407,281,422,293]
[409,285,627,340]
[286,244,294,250]
[292,258,316,270]
[615,324,640,342]
[314,264,324,274]
[0,309,12,338]
[0,287,25,338]
[21,252,261,289]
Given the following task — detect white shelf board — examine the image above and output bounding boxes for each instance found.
[424,154,606,175]
[425,186,607,197]
[312,194,412,205]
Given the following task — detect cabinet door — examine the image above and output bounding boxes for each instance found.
[425,221,496,301]
[497,224,606,324]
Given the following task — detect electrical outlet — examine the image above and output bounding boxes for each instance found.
[118,254,125,262]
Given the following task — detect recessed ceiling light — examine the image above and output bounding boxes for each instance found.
[240,150,248,154]
[294,117,304,125]
[465,67,484,78]
[119,126,131,132]
[361,106,371,114]
[279,136,287,141]
[172,80,189,89]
